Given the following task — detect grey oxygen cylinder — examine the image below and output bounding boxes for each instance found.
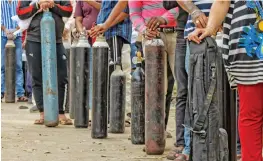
[5,40,16,103]
[74,33,90,128]
[69,37,78,119]
[109,60,126,133]
[131,51,145,144]
[91,35,109,139]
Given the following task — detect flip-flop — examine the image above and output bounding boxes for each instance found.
[17,96,28,102]
[59,118,73,125]
[34,119,44,125]
[174,154,188,161]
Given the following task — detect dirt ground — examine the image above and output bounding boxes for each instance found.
[1,102,176,161]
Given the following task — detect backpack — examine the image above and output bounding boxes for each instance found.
[185,37,229,161]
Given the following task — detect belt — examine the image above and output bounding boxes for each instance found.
[159,27,176,33]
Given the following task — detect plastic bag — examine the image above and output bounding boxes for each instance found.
[11,0,39,36]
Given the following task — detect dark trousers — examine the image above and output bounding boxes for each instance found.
[25,41,67,114]
[174,30,188,146]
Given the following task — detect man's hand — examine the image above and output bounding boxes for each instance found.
[191,11,208,28]
[90,24,109,38]
[187,28,214,44]
[147,17,166,31]
[144,29,159,40]
[39,0,54,10]
[5,29,16,40]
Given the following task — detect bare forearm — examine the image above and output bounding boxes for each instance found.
[206,0,230,32]
[109,12,128,28]
[104,1,128,27]
[177,0,199,14]
[84,0,101,10]
[76,19,84,33]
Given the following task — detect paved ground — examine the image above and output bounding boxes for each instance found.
[1,102,176,161]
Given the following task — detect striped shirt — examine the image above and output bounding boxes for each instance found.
[129,0,178,33]
[222,0,263,88]
[184,0,213,38]
[1,0,21,37]
[97,0,132,43]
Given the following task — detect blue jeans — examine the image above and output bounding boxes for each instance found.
[183,41,191,155]
[1,36,24,97]
[130,42,137,74]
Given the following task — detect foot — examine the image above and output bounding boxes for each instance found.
[59,114,73,125]
[174,154,189,161]
[17,96,28,102]
[29,106,39,113]
[34,112,44,125]
[237,155,242,161]
[167,146,184,160]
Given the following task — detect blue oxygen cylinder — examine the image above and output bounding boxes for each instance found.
[41,10,59,127]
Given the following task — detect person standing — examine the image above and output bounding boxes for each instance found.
[17,0,73,125]
[1,0,27,102]
[75,0,100,43]
[128,0,178,137]
[188,0,261,160]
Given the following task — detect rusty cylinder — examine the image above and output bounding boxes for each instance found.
[91,35,109,139]
[131,51,145,144]
[144,37,166,155]
[5,40,16,103]
[109,60,126,133]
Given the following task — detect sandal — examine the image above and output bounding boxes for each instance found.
[174,154,188,161]
[59,118,73,125]
[167,146,184,160]
[34,119,44,125]
[17,96,28,102]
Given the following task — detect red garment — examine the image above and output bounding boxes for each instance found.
[238,83,263,161]
[22,30,27,43]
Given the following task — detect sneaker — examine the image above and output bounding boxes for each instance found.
[29,105,39,113]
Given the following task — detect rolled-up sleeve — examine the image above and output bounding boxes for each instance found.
[161,7,179,24]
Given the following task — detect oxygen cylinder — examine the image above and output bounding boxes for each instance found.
[74,33,90,128]
[69,37,78,119]
[63,40,71,113]
[91,35,109,139]
[109,60,126,133]
[40,10,59,127]
[131,51,145,144]
[88,43,93,110]
[5,40,16,103]
[144,37,166,155]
